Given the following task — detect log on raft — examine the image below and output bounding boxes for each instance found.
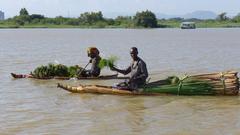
[58,71,239,96]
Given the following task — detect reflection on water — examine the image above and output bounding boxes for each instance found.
[125,98,146,134]
[1,28,240,134]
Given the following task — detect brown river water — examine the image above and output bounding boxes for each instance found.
[1,28,240,134]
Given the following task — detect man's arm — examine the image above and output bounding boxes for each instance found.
[111,66,131,75]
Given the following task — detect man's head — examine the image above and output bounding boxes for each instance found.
[87,47,99,58]
[130,47,138,60]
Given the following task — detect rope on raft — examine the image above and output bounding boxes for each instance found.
[177,71,233,95]
[177,75,189,95]
[220,72,226,95]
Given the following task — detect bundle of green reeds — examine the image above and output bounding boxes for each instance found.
[144,71,239,96]
[98,56,119,69]
[32,63,82,78]
[68,65,83,77]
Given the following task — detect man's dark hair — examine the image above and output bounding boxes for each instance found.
[130,47,138,54]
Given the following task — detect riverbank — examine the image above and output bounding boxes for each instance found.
[0,24,122,29]
[158,21,240,28]
[1,21,240,29]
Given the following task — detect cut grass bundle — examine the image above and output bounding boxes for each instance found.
[144,76,215,95]
[98,56,119,69]
[68,65,83,77]
[144,71,239,96]
[32,63,82,78]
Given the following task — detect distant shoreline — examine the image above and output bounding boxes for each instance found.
[1,8,240,29]
[1,23,240,29]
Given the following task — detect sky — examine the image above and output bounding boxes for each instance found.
[0,0,240,18]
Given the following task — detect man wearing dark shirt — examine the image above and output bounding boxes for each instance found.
[111,47,148,90]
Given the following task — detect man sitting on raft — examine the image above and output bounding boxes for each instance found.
[11,47,102,78]
[110,47,148,90]
[79,47,101,77]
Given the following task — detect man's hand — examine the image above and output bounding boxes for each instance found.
[110,66,117,71]
[89,59,92,63]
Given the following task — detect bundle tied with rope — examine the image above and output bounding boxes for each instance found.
[144,71,239,96]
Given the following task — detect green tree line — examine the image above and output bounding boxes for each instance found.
[1,8,240,28]
[1,8,158,28]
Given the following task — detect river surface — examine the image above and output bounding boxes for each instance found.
[1,28,240,134]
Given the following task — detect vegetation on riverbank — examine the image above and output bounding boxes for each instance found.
[1,8,240,28]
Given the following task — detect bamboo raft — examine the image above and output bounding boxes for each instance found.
[11,73,128,80]
[58,71,239,96]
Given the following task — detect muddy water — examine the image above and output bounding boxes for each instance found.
[1,28,240,134]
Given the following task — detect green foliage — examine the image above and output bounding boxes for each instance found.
[232,13,240,23]
[13,15,31,25]
[68,65,82,77]
[98,56,119,69]
[40,18,57,24]
[133,10,158,28]
[144,76,214,95]
[13,9,44,25]
[32,63,83,78]
[79,11,104,24]
[2,8,240,28]
[32,65,52,78]
[20,8,29,16]
[216,12,229,21]
[53,64,69,77]
[168,17,184,22]
[65,18,80,25]
[114,16,133,27]
[105,18,115,25]
[30,14,45,20]
[94,21,107,28]
[53,16,66,25]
